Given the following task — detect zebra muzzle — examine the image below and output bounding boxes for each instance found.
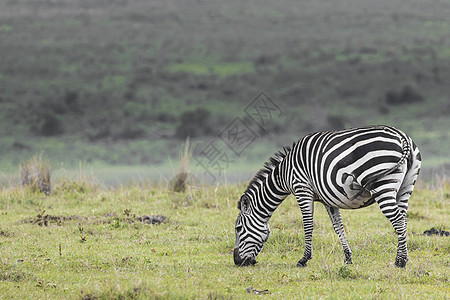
[233,248,257,266]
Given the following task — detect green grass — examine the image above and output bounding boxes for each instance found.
[0,179,448,299]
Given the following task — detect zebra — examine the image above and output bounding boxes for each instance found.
[234,125,421,268]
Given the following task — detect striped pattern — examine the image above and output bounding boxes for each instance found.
[234,125,421,268]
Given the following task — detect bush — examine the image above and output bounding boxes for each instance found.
[385,85,424,105]
[38,114,64,136]
[117,124,146,140]
[175,108,214,139]
[26,100,66,136]
[19,153,51,195]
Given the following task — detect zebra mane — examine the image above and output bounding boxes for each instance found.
[245,145,292,192]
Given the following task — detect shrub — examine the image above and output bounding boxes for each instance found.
[64,90,82,114]
[175,108,213,139]
[38,114,64,136]
[19,153,51,195]
[385,85,424,105]
[117,124,146,139]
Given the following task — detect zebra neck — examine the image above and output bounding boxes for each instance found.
[245,146,293,220]
[253,170,291,220]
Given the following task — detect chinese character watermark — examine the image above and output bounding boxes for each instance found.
[193,141,234,182]
[218,117,257,156]
[244,91,282,130]
[193,91,282,183]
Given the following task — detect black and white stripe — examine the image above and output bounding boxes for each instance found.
[234,125,421,268]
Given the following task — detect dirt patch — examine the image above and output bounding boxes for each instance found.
[20,211,83,226]
[20,211,167,227]
[139,215,166,225]
[103,214,166,225]
[246,287,270,295]
[0,229,14,237]
[80,290,96,300]
[423,227,450,236]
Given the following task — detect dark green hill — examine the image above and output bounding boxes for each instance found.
[0,0,449,173]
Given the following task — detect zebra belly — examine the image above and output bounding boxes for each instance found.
[323,192,375,209]
[316,174,375,209]
[317,195,375,209]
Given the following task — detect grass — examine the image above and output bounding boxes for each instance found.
[0,178,448,299]
[19,153,51,195]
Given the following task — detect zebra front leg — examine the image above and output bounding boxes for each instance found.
[324,205,352,264]
[295,193,315,267]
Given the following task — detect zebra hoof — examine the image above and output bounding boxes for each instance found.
[296,258,308,268]
[344,251,352,264]
[395,256,408,268]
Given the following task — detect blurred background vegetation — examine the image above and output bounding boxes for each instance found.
[0,0,449,185]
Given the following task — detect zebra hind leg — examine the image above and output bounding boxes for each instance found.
[397,145,422,221]
[324,205,352,264]
[371,166,409,268]
[393,148,421,267]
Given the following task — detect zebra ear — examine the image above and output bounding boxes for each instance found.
[238,195,250,213]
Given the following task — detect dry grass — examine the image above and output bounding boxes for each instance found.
[170,137,194,193]
[54,161,99,194]
[19,153,51,195]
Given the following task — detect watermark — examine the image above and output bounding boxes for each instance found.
[193,91,283,183]
[193,141,234,183]
[244,91,282,130]
[218,117,257,156]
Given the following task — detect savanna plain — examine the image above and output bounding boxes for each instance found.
[0,175,449,299]
[1,0,450,298]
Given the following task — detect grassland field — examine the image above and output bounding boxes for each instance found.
[1,1,450,297]
[0,176,449,299]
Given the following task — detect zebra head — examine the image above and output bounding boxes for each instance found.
[234,194,270,266]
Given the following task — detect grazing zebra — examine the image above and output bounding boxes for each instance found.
[234,125,421,268]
